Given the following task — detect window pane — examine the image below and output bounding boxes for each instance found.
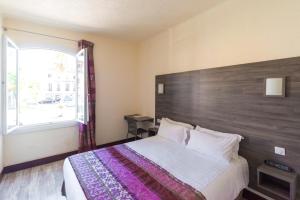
[6,42,18,129]
[19,49,76,125]
[76,50,86,123]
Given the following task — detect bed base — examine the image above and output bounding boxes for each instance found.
[235,189,244,200]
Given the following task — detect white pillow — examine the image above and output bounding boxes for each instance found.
[158,118,188,145]
[195,125,243,159]
[164,118,194,129]
[195,126,243,141]
[186,129,238,164]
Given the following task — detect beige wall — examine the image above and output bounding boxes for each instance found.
[138,0,300,116]
[3,18,139,166]
[0,15,3,172]
[4,127,78,166]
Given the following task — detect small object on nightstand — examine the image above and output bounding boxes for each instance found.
[264,160,294,172]
[148,126,159,136]
[257,164,297,200]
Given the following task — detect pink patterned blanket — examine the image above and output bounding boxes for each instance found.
[69,144,206,200]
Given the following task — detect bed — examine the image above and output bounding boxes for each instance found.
[63,135,249,200]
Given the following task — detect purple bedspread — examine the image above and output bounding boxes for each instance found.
[69,144,206,200]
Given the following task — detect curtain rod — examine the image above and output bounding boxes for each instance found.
[2,26,78,43]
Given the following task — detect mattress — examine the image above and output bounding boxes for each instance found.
[63,136,249,200]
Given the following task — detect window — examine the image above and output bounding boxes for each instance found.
[6,40,18,129]
[2,37,89,133]
[76,48,89,124]
[18,49,76,126]
[56,83,61,91]
[48,83,52,91]
[65,83,70,91]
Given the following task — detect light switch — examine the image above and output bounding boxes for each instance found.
[274,146,285,156]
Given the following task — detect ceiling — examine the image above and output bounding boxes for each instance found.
[0,0,226,40]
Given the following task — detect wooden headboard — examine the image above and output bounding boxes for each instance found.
[155,57,300,198]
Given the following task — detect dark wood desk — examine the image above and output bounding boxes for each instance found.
[124,114,154,122]
[124,114,154,140]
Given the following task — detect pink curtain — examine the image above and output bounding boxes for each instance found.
[78,40,96,152]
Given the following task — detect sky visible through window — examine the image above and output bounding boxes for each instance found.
[16,49,76,125]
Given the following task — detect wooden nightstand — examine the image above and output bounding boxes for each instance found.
[257,164,297,200]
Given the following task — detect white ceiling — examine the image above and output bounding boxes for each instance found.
[0,0,226,40]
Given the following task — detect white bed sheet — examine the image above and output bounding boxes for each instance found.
[63,136,249,200]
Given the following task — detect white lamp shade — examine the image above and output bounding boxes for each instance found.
[158,83,164,94]
[265,78,285,96]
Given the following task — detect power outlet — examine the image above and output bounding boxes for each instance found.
[274,146,285,156]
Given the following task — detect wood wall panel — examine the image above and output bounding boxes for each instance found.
[155,57,300,199]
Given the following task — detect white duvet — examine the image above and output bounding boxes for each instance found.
[64,136,249,200]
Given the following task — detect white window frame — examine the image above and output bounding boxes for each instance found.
[76,48,89,125]
[1,36,88,134]
[9,120,78,135]
[2,36,19,134]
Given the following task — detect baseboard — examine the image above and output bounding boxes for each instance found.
[2,137,137,174]
[96,137,138,149]
[2,150,77,174]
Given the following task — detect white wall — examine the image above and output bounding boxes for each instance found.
[138,0,300,116]
[3,18,139,166]
[4,127,78,165]
[0,15,4,172]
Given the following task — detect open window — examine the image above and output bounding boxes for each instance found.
[2,36,19,133]
[76,48,89,125]
[1,36,89,133]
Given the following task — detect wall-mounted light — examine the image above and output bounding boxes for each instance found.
[158,83,164,94]
[265,77,286,97]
